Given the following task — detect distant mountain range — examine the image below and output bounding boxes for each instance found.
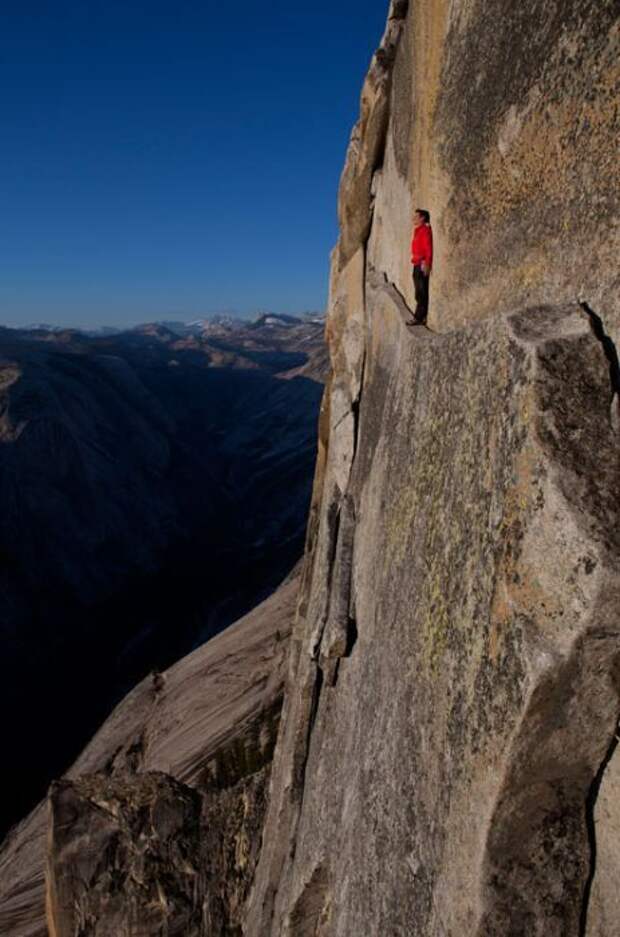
[13,310,326,339]
[0,313,327,837]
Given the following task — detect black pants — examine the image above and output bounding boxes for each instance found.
[412,265,429,322]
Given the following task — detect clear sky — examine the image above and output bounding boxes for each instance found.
[0,1,388,328]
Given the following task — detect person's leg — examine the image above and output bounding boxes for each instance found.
[419,271,429,321]
[412,266,429,322]
[413,265,422,317]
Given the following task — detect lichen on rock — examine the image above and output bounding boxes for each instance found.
[244,2,620,935]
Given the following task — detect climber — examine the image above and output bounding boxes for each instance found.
[410,209,433,325]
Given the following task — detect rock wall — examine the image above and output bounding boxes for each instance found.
[245,2,620,935]
[369,0,619,340]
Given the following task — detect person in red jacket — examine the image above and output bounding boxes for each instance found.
[410,208,433,325]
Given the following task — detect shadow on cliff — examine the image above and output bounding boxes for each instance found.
[579,302,620,403]
[0,330,323,839]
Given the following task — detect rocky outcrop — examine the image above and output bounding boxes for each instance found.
[46,773,205,937]
[46,769,271,937]
[244,2,620,935]
[0,574,297,937]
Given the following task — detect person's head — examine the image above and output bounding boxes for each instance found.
[414,208,430,226]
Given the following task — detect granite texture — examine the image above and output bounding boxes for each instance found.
[245,1,620,934]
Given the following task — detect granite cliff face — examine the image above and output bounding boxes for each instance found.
[1,1,619,934]
[245,2,620,935]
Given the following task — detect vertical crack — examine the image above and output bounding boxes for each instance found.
[579,301,620,426]
[352,348,366,458]
[320,494,357,671]
[579,718,620,937]
[309,501,341,660]
[307,665,325,739]
[291,663,325,839]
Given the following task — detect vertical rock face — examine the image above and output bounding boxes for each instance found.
[380,0,619,339]
[245,2,620,935]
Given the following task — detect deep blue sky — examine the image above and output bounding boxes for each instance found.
[0,2,388,328]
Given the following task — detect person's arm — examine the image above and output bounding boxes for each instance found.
[421,227,433,274]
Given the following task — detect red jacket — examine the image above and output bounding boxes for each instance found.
[411,223,433,270]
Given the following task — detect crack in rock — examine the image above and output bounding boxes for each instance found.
[580,301,620,430]
[579,718,620,937]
